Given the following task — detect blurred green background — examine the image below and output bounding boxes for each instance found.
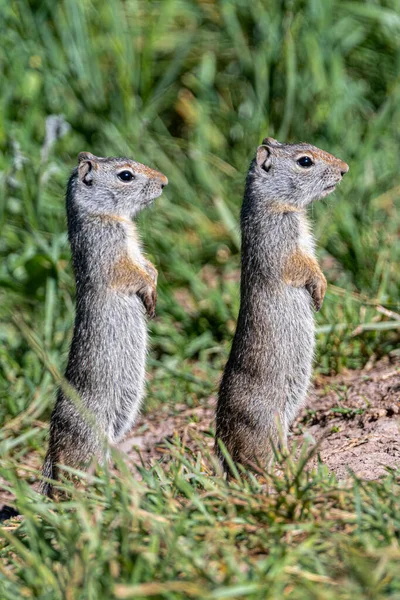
[0,0,399,430]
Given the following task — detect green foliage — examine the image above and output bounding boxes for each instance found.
[1,444,400,599]
[0,0,400,595]
[1,0,400,420]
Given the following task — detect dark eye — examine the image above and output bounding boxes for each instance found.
[118,170,135,182]
[297,156,314,168]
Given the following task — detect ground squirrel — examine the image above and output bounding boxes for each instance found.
[215,137,349,473]
[41,152,167,497]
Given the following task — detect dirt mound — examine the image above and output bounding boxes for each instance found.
[1,356,399,510]
[294,355,400,478]
[122,355,400,480]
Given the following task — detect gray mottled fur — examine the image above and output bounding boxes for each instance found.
[41,153,167,497]
[215,138,349,473]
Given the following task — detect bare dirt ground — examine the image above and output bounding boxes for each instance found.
[1,355,399,511]
[121,354,400,480]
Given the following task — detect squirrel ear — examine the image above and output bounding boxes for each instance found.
[256,145,272,171]
[78,152,96,186]
[261,137,281,147]
[78,151,97,163]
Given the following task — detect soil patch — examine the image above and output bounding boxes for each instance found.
[1,356,399,510]
[121,355,400,480]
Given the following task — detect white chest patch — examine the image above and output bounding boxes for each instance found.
[298,215,315,256]
[123,221,144,265]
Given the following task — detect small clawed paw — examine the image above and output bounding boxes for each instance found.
[313,292,323,312]
[138,286,157,319]
[307,277,327,312]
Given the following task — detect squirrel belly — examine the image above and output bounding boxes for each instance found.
[216,282,315,470]
[65,290,148,442]
[44,291,147,491]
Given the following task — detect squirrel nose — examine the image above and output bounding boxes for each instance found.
[158,174,168,188]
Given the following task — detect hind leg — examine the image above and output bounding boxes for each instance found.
[215,406,286,476]
[42,410,106,498]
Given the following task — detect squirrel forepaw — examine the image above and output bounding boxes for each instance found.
[306,275,327,312]
[137,285,157,319]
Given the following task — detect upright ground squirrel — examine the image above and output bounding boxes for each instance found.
[42,152,167,497]
[215,137,349,473]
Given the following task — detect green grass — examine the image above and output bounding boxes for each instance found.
[0,0,400,597]
[1,444,400,599]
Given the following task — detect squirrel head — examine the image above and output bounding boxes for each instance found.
[249,137,349,208]
[71,153,168,218]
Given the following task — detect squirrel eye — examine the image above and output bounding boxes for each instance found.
[118,170,135,182]
[297,156,314,168]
